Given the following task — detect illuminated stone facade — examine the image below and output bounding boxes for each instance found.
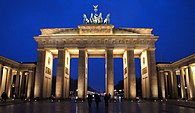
[34,24,159,100]
[157,54,195,100]
[0,56,36,99]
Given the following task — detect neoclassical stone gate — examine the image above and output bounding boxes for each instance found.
[33,24,159,100]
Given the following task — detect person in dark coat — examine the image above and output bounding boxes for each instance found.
[1,91,8,102]
[87,94,92,108]
[104,93,109,107]
[94,94,101,108]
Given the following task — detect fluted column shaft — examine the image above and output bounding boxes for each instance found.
[78,49,88,99]
[34,49,46,98]
[56,49,65,98]
[7,68,13,98]
[105,49,114,98]
[171,70,178,99]
[159,71,166,99]
[188,65,195,100]
[180,68,186,99]
[147,49,158,99]
[27,70,34,98]
[127,50,136,99]
[0,64,3,95]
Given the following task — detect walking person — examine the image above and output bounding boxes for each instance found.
[104,93,109,107]
[94,93,101,108]
[87,94,92,108]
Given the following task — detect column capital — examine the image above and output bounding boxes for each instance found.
[37,48,45,51]
[180,66,188,70]
[57,47,65,50]
[147,48,156,51]
[126,48,134,51]
[78,47,86,50]
[159,70,164,73]
[28,69,34,73]
[106,47,114,50]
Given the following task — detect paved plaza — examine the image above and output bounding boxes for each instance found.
[0,100,195,113]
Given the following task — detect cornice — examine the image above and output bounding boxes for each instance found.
[38,25,155,36]
[172,54,195,67]
[0,56,36,71]
[157,54,195,70]
[0,56,20,68]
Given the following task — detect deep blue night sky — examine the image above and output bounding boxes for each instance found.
[0,0,195,91]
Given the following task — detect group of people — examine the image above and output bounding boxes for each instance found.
[87,93,101,108]
[87,93,111,108]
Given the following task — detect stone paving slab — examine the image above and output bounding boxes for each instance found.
[0,100,195,113]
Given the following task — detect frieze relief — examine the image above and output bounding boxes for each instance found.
[80,28,112,35]
[38,38,156,47]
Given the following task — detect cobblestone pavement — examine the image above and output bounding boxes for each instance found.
[0,100,195,113]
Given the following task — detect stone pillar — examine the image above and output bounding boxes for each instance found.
[158,70,166,99]
[84,52,88,99]
[185,68,193,100]
[63,50,70,99]
[27,70,34,98]
[167,72,172,98]
[123,49,136,99]
[56,49,65,99]
[14,71,20,97]
[164,73,168,98]
[20,72,26,97]
[34,49,46,98]
[171,70,178,99]
[7,68,13,98]
[42,51,53,98]
[141,49,158,99]
[105,49,114,98]
[188,65,195,100]
[180,68,186,99]
[77,49,88,99]
[56,49,70,99]
[0,64,3,95]
[0,67,7,95]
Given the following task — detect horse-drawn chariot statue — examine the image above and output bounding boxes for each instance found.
[83,5,110,24]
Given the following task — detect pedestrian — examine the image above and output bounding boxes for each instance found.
[94,93,101,108]
[87,94,92,108]
[104,93,109,107]
[1,91,8,102]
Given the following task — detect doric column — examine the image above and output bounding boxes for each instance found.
[180,68,186,99]
[20,71,26,97]
[167,72,172,98]
[105,49,114,98]
[171,70,178,99]
[7,68,13,98]
[27,70,34,98]
[158,70,166,99]
[56,49,65,98]
[56,49,70,99]
[147,48,158,99]
[123,49,136,99]
[77,49,88,99]
[34,49,46,98]
[0,66,7,96]
[188,65,195,100]
[63,50,70,99]
[15,71,21,97]
[184,67,191,100]
[164,72,168,98]
[0,64,3,95]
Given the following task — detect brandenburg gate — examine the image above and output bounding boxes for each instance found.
[33,6,159,100]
